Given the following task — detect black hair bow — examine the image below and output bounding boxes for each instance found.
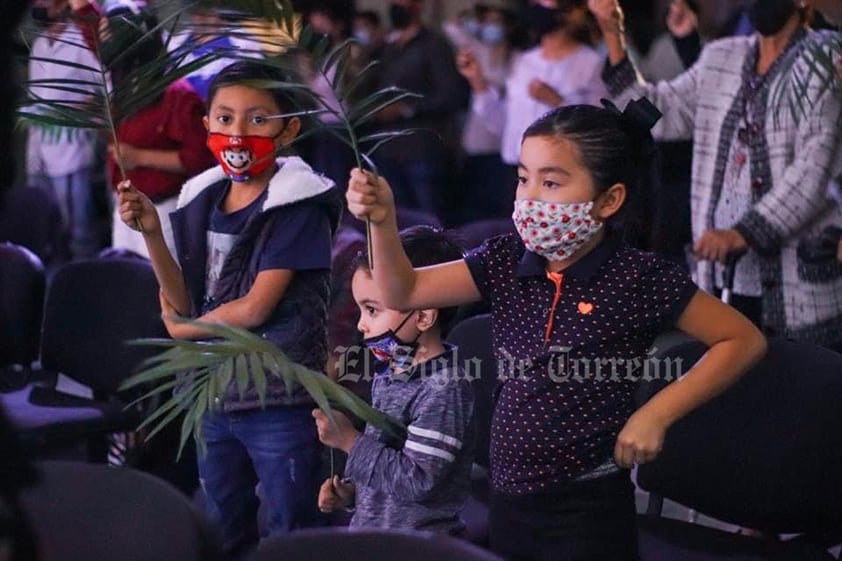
[601,97,662,156]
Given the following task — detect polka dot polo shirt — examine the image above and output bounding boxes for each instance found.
[465,233,697,496]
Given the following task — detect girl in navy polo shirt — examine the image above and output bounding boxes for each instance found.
[346,100,766,560]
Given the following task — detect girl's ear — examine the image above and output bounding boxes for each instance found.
[594,182,626,220]
[277,116,301,147]
[202,115,209,132]
[415,308,439,333]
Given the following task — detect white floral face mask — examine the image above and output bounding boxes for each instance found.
[512,199,603,261]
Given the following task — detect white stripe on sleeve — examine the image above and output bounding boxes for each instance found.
[407,425,463,450]
[404,440,456,463]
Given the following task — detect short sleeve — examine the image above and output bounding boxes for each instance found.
[465,234,522,303]
[258,203,332,272]
[464,238,497,302]
[636,257,698,331]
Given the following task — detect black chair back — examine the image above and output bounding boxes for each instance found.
[0,186,66,266]
[0,243,45,369]
[637,339,842,535]
[446,314,497,469]
[39,257,166,395]
[19,460,221,561]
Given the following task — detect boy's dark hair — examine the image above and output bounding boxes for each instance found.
[207,60,308,118]
[353,225,465,333]
[522,101,661,243]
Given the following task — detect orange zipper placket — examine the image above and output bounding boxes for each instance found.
[544,271,564,346]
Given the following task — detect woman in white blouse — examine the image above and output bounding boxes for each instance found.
[457,0,609,170]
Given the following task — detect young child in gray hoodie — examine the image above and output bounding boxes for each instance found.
[313,225,475,535]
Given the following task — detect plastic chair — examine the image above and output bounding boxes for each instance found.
[19,460,222,561]
[0,243,45,386]
[636,339,842,560]
[446,314,496,471]
[1,257,167,456]
[445,314,497,546]
[256,527,503,561]
[0,186,67,268]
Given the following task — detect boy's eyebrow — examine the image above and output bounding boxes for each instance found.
[357,297,381,307]
[517,162,572,177]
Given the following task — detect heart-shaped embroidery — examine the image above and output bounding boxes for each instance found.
[577,301,594,315]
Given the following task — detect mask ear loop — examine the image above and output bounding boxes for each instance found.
[392,311,417,334]
[387,311,422,373]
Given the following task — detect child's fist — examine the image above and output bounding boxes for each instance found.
[613,408,666,468]
[318,475,355,513]
[313,408,359,453]
[117,180,160,234]
[345,168,395,225]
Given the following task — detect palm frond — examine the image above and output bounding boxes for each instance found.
[280,33,423,268]
[121,318,406,458]
[17,2,194,182]
[769,31,842,127]
[205,0,297,35]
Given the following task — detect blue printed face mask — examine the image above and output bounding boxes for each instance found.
[363,312,419,375]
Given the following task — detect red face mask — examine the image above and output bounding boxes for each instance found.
[206,132,282,182]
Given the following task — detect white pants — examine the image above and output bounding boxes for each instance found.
[111,194,178,259]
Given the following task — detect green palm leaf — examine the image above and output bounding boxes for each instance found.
[16,0,223,184]
[122,318,406,458]
[769,31,841,127]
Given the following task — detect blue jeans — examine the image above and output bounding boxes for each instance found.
[197,406,323,555]
[31,168,100,259]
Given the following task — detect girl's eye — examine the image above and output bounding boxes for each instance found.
[516,175,527,185]
[543,180,560,189]
[250,115,267,125]
[217,115,231,124]
[365,306,376,316]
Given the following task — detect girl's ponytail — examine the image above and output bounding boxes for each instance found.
[601,97,662,248]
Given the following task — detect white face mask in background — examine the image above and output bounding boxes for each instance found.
[480,22,505,45]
